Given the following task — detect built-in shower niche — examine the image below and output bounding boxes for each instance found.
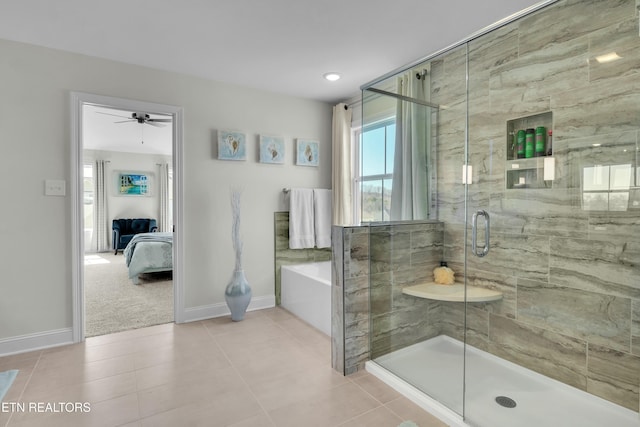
[506,111,554,190]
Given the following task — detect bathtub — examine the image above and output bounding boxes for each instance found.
[281,261,331,336]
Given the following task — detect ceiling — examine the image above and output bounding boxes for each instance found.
[0,0,547,104]
[2,1,547,156]
[83,105,173,156]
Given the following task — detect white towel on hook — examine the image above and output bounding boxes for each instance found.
[313,189,332,248]
[289,188,315,249]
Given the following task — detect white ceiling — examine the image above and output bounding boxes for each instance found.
[2,0,548,156]
[83,105,173,156]
[0,0,547,104]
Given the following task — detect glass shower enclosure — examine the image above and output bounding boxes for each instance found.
[360,1,640,426]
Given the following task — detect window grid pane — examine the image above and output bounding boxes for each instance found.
[386,123,396,174]
[361,180,384,222]
[359,119,395,222]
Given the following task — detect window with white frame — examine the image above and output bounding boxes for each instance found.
[354,119,396,222]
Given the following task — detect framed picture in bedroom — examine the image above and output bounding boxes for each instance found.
[218,130,247,161]
[296,139,319,166]
[259,135,285,164]
[117,172,151,196]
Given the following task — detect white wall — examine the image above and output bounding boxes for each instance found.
[84,149,170,225]
[0,38,332,343]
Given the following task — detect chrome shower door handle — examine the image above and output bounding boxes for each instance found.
[471,210,490,257]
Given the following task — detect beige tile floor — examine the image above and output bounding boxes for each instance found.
[0,308,447,427]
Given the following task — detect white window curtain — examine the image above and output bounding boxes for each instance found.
[93,160,109,252]
[390,71,430,220]
[159,162,171,232]
[332,103,353,225]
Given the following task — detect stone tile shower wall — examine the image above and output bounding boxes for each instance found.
[331,225,367,375]
[369,223,445,360]
[433,0,640,412]
[332,221,444,375]
[274,212,331,305]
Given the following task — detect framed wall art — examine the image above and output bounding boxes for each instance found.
[296,139,319,166]
[259,135,285,164]
[117,172,150,196]
[218,130,247,161]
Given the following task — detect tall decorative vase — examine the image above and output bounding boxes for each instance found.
[225,269,252,321]
[224,189,252,321]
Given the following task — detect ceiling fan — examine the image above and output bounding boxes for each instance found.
[97,111,172,127]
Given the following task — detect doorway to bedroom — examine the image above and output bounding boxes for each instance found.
[80,100,176,338]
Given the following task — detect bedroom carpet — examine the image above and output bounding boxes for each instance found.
[84,253,173,337]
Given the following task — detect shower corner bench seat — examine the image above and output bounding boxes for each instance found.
[402,282,502,303]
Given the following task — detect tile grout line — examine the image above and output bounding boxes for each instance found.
[269,309,406,425]
[129,324,181,427]
[383,396,424,426]
[84,323,175,350]
[334,406,386,427]
[269,313,332,366]
[346,372,439,426]
[132,320,228,426]
[203,316,278,427]
[5,351,44,427]
[329,370,406,426]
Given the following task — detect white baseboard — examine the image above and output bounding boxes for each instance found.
[0,328,74,357]
[0,296,276,355]
[182,295,276,323]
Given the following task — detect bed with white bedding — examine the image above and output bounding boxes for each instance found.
[123,232,173,284]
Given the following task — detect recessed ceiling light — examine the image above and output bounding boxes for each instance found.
[595,52,621,63]
[323,72,341,82]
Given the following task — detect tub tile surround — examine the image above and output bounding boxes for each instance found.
[335,0,640,415]
[274,212,331,305]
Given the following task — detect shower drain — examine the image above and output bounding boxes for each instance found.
[495,396,517,408]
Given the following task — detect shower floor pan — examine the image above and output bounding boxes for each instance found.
[367,335,639,427]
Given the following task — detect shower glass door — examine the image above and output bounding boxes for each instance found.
[464,1,640,426]
[363,44,468,418]
[362,1,639,425]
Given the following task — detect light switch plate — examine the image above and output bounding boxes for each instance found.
[45,179,66,196]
